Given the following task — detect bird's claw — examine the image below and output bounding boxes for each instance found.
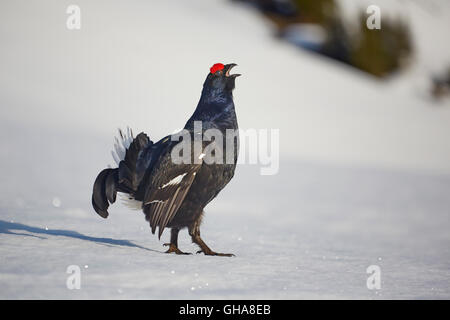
[164,243,191,255]
[196,249,235,257]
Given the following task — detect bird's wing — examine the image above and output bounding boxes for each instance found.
[143,153,202,239]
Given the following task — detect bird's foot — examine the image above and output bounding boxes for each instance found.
[163,243,191,255]
[196,248,235,257]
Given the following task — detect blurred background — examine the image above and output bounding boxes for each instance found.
[0,0,449,299]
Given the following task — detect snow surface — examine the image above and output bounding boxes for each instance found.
[0,0,449,299]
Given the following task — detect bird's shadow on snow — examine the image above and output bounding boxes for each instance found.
[0,220,160,253]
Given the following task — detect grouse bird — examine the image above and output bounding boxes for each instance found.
[92,63,240,256]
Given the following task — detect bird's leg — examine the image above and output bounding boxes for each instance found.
[163,228,191,255]
[189,222,234,257]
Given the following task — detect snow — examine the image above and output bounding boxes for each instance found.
[0,0,449,299]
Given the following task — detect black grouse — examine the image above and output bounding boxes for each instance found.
[92,63,240,256]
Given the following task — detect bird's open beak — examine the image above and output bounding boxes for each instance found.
[225,63,241,78]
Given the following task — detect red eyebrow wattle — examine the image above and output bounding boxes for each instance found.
[210,63,225,74]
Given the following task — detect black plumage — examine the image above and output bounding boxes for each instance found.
[92,63,240,256]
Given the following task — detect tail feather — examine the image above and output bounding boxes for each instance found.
[117,131,151,192]
[92,168,117,218]
[105,169,118,203]
[92,128,152,218]
[112,127,134,166]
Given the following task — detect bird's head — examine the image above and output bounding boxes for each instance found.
[202,63,241,99]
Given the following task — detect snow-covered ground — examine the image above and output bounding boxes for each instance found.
[0,0,449,299]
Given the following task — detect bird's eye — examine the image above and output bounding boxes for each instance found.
[215,70,223,76]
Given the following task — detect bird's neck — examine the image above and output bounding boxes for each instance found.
[185,90,236,130]
[198,86,234,107]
